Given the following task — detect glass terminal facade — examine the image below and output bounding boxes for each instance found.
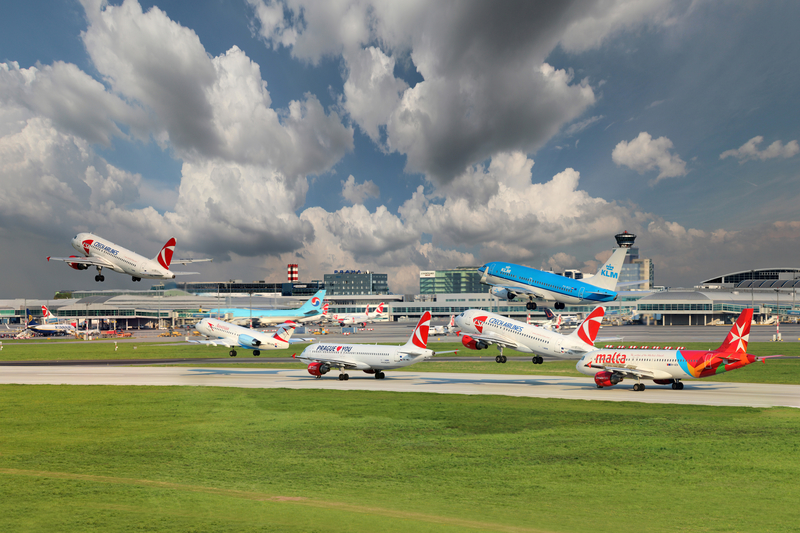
[419,267,490,294]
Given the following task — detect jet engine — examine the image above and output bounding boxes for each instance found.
[237,334,262,349]
[461,335,488,350]
[490,287,515,301]
[594,370,623,388]
[67,256,89,270]
[307,362,331,376]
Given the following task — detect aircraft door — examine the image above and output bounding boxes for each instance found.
[578,287,585,299]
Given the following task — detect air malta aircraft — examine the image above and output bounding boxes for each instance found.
[189,318,311,357]
[331,302,385,327]
[455,307,606,364]
[295,311,449,380]
[577,309,782,391]
[479,247,628,310]
[208,290,327,326]
[48,233,211,282]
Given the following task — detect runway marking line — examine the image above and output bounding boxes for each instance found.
[0,467,550,532]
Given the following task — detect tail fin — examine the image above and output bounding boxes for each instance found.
[555,314,562,330]
[715,309,753,353]
[543,307,555,320]
[449,314,455,327]
[321,303,329,316]
[298,290,326,313]
[274,321,297,342]
[569,307,605,345]
[156,237,177,269]
[405,311,431,349]
[375,303,385,314]
[583,248,627,290]
[41,305,53,321]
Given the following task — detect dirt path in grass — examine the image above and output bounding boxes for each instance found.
[1,468,551,532]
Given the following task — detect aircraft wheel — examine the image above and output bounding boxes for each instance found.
[95,275,100,282]
[677,382,684,390]
[526,302,533,310]
[501,355,508,363]
[633,383,641,391]
[100,275,105,281]
[229,349,237,357]
[253,350,260,356]
[495,355,503,363]
[375,371,385,379]
[343,373,349,380]
[532,357,537,364]
[339,374,345,381]
[671,382,678,390]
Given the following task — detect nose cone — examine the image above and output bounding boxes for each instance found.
[477,265,486,274]
[455,314,466,329]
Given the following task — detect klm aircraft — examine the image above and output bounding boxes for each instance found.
[207,289,326,326]
[479,248,628,310]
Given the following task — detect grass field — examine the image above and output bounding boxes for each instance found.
[1,385,799,532]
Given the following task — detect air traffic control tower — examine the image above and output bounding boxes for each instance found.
[614,231,654,290]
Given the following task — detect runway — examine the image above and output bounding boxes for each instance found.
[1,365,797,408]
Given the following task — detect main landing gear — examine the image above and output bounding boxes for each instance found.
[671,381,684,390]
[374,371,385,379]
[554,302,566,310]
[253,350,260,356]
[531,356,544,364]
[525,301,537,310]
[94,266,105,282]
[229,349,237,357]
[132,276,141,282]
[495,346,507,363]
[338,373,350,381]
[633,381,646,391]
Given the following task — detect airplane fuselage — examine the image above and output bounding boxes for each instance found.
[298,343,432,371]
[195,318,290,350]
[455,309,595,358]
[71,232,175,280]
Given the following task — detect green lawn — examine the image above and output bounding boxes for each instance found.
[1,386,798,532]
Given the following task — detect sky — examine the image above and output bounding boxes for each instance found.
[1,0,799,298]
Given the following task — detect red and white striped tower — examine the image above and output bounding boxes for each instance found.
[287,264,299,282]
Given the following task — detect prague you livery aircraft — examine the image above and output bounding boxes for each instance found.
[479,247,628,310]
[48,233,211,282]
[189,318,310,357]
[455,306,605,364]
[577,309,782,391]
[295,311,446,380]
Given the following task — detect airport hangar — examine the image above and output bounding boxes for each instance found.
[3,268,800,330]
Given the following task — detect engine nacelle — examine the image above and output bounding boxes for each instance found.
[461,335,488,350]
[68,256,89,270]
[307,362,331,376]
[490,287,515,301]
[594,371,623,388]
[238,334,262,349]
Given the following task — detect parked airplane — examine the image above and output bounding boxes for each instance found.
[455,307,606,364]
[331,302,385,327]
[479,247,628,310]
[48,233,211,282]
[188,318,311,357]
[295,311,445,380]
[209,290,327,326]
[576,309,782,391]
[431,315,456,335]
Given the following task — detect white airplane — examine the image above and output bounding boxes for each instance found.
[455,307,606,364]
[431,315,456,335]
[331,303,385,327]
[295,311,444,380]
[48,233,211,282]
[18,305,75,335]
[576,309,783,391]
[188,318,311,357]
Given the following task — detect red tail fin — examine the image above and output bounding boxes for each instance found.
[157,237,176,269]
[574,307,605,345]
[408,311,431,349]
[716,309,752,353]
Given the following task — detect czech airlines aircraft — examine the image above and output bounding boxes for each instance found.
[455,307,605,364]
[189,318,310,357]
[577,309,782,391]
[295,311,442,380]
[209,290,327,325]
[479,247,628,310]
[331,302,385,327]
[48,233,211,282]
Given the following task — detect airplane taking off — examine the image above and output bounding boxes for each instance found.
[295,311,447,380]
[576,309,782,391]
[331,302,385,327]
[478,247,628,310]
[48,233,211,282]
[455,307,606,364]
[189,318,310,357]
[209,290,327,326]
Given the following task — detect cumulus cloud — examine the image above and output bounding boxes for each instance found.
[341,175,380,205]
[720,136,800,163]
[612,132,687,184]
[248,0,679,184]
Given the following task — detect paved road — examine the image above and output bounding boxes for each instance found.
[1,366,797,408]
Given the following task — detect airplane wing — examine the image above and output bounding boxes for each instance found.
[187,338,237,348]
[495,285,551,301]
[287,337,316,344]
[172,271,201,275]
[172,258,213,264]
[596,336,624,342]
[587,363,658,379]
[295,353,369,370]
[47,256,114,267]
[463,331,520,349]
